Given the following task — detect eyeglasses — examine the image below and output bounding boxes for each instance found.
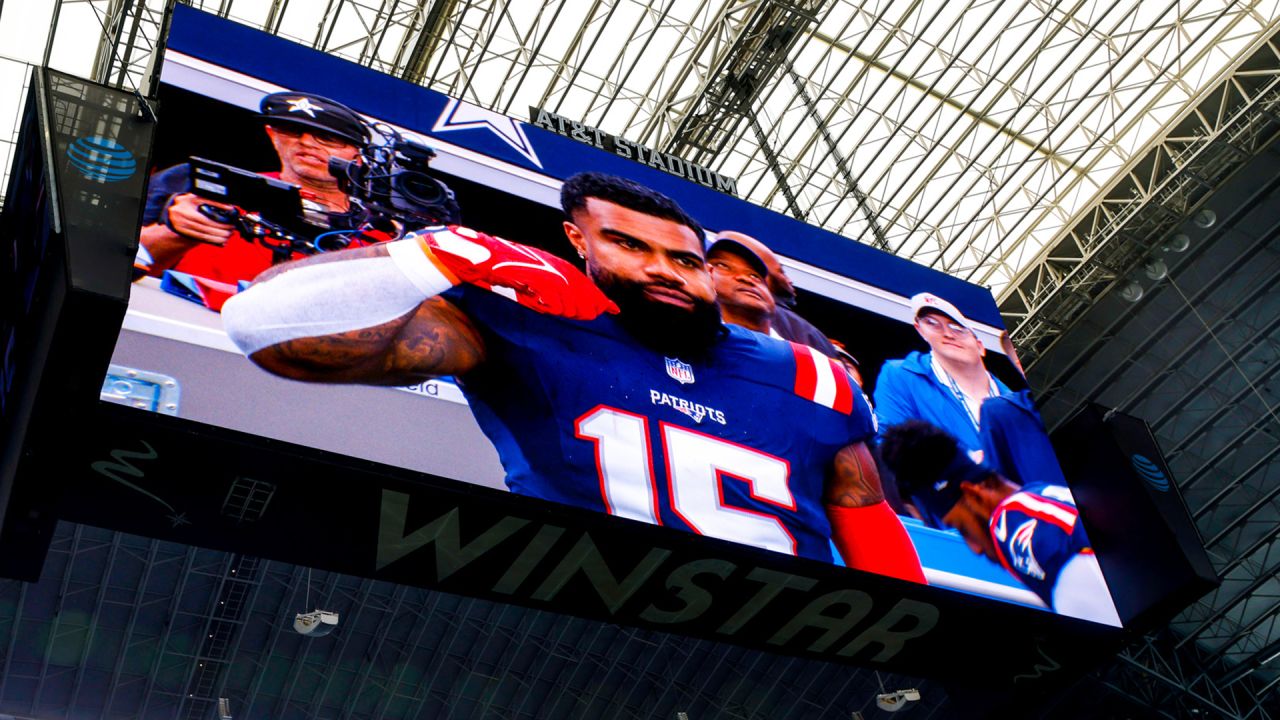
[268,124,353,149]
[918,314,967,334]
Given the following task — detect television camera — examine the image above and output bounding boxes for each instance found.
[190,120,460,264]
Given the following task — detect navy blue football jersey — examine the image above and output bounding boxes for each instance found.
[988,483,1092,606]
[445,286,874,562]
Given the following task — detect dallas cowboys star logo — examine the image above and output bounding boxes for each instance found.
[431,98,542,168]
[286,97,321,117]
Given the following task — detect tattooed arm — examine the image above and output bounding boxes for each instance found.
[249,295,485,385]
[824,441,926,583]
[226,226,618,385]
[224,242,486,385]
[824,442,885,508]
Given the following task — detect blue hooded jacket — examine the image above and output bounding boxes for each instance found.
[873,350,1011,457]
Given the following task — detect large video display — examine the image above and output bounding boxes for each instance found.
[106,6,1122,627]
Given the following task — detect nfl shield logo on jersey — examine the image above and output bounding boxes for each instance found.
[665,357,695,385]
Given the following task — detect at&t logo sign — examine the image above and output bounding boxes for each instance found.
[1131,454,1170,492]
[66,136,136,182]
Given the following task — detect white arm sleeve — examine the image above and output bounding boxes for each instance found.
[1051,553,1122,627]
[221,238,455,356]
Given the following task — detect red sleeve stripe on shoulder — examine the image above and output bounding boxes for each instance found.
[828,355,853,414]
[791,343,852,414]
[1002,494,1077,533]
[792,342,817,398]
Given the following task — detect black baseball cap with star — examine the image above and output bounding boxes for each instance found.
[258,92,369,147]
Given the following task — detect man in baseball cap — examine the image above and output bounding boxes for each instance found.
[138,91,369,290]
[256,92,368,204]
[829,339,864,388]
[873,290,1012,470]
[706,235,776,335]
[909,292,976,335]
[709,230,843,357]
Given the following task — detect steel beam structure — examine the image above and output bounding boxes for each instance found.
[1002,30,1280,368]
[1020,115,1280,715]
[782,56,890,248]
[1100,632,1276,720]
[647,1,825,161]
[3,1,1267,290]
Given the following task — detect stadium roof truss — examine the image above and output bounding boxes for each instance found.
[1,0,1279,717]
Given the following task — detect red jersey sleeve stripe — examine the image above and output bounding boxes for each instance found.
[792,343,855,414]
[1002,495,1077,533]
[828,356,853,414]
[809,347,838,408]
[792,342,817,399]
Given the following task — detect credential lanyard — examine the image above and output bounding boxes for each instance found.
[932,356,998,432]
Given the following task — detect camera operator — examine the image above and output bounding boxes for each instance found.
[138,92,369,284]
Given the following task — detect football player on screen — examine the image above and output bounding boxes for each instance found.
[880,420,1121,624]
[221,172,925,583]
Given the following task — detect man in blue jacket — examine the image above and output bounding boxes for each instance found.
[873,292,1010,463]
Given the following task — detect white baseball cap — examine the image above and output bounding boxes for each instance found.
[910,292,975,333]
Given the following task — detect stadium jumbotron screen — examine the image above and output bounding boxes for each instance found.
[106,6,1124,632]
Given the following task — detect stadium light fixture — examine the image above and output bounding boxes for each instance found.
[1194,208,1217,228]
[1163,233,1191,253]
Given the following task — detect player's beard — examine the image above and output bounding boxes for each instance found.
[591,267,723,357]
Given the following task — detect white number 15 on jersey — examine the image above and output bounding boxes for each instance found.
[575,406,797,555]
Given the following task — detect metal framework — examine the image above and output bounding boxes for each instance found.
[1099,632,1278,719]
[1021,101,1280,717]
[1003,28,1280,368]
[2,1,1280,717]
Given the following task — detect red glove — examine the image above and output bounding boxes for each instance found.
[827,501,927,584]
[422,226,618,320]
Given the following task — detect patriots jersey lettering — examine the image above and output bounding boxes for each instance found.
[989,483,1092,606]
[649,390,727,425]
[446,286,875,562]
